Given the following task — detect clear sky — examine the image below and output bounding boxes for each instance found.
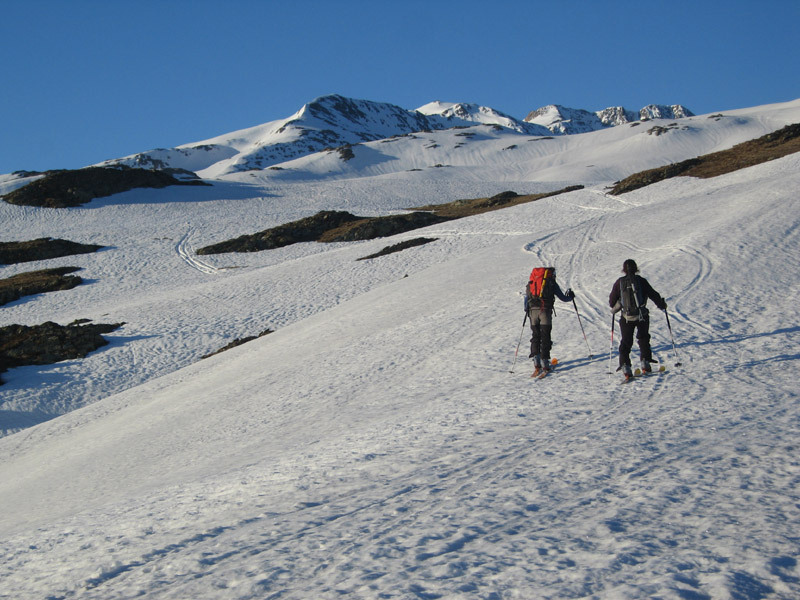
[1,0,798,174]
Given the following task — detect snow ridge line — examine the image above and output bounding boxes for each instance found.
[176,229,219,275]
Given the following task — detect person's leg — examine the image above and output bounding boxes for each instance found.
[636,317,653,371]
[528,309,542,365]
[539,310,553,368]
[619,318,635,371]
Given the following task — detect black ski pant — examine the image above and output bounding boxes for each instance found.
[528,308,553,362]
[618,315,653,368]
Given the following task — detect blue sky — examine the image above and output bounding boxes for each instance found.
[1,0,798,174]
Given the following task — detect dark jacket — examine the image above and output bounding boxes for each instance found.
[609,274,666,313]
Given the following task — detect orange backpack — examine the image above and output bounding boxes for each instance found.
[528,267,555,308]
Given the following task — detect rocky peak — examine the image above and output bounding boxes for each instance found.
[525,102,694,134]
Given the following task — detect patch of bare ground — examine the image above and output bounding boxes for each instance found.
[412,185,584,218]
[197,184,584,255]
[610,122,800,195]
[357,237,439,261]
[0,320,124,385]
[0,238,104,265]
[0,267,83,306]
[2,165,208,208]
[317,212,450,243]
[196,211,364,254]
[201,329,274,359]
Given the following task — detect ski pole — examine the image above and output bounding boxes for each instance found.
[608,313,615,374]
[510,311,528,373]
[571,297,593,358]
[663,309,683,367]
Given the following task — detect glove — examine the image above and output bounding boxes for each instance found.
[566,288,575,300]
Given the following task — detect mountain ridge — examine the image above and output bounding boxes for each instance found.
[97,94,693,178]
[525,103,695,134]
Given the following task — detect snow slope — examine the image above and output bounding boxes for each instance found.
[0,99,799,599]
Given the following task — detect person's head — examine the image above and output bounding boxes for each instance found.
[622,259,638,275]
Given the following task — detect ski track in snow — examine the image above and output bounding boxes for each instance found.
[176,228,221,274]
[2,100,800,599]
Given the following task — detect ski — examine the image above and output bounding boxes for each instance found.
[638,365,667,377]
[531,358,557,379]
[620,364,666,384]
[531,368,552,379]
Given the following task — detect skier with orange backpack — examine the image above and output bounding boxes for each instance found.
[525,266,574,377]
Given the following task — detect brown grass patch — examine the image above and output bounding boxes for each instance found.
[413,186,584,218]
[197,185,584,255]
[610,123,800,195]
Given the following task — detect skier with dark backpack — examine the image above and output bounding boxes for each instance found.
[609,259,667,382]
[525,266,574,377]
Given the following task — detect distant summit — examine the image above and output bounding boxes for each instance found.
[525,103,695,134]
[99,95,693,178]
[415,101,545,135]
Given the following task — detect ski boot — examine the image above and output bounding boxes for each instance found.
[531,355,542,378]
[622,364,634,383]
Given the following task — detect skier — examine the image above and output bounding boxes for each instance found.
[525,266,575,377]
[609,259,667,381]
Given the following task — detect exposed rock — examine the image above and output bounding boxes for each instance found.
[0,238,104,265]
[357,237,438,261]
[525,103,694,135]
[197,185,584,255]
[201,329,274,359]
[0,320,124,384]
[0,267,83,306]
[639,104,694,120]
[2,165,209,208]
[334,144,355,161]
[413,185,584,218]
[197,211,364,254]
[318,212,451,243]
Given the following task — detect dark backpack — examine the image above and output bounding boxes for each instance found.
[619,275,644,322]
[528,267,555,309]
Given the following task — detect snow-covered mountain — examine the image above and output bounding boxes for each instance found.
[1,97,799,599]
[96,95,691,179]
[98,95,437,178]
[97,95,547,179]
[525,103,695,134]
[416,100,544,134]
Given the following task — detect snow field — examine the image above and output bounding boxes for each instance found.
[1,101,799,598]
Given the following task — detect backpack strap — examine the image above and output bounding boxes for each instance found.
[629,275,644,319]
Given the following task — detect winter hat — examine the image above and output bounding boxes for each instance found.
[623,259,638,275]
